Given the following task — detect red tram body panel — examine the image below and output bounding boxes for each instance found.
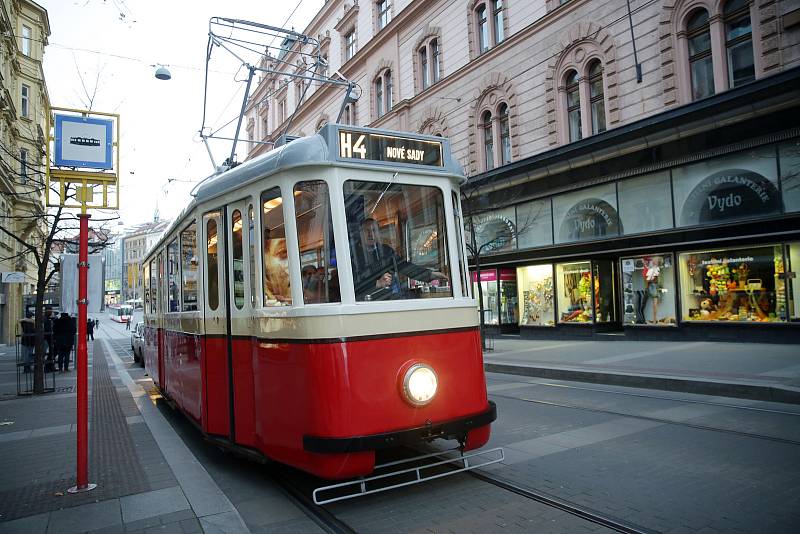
[141,125,496,480]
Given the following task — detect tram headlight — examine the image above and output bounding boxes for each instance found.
[402,364,438,407]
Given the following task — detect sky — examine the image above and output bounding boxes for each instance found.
[39,0,324,231]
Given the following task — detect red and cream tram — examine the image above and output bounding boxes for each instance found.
[141,124,496,482]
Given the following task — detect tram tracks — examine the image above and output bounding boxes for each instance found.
[491,392,800,446]
[468,469,654,534]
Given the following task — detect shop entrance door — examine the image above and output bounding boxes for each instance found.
[593,259,620,330]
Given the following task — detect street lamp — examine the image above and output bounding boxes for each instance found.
[154,64,172,80]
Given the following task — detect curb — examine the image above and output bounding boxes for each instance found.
[484,363,800,405]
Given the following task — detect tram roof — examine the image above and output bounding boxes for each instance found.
[147,125,464,259]
[193,124,464,203]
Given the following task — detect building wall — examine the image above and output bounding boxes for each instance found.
[0,0,49,345]
[246,0,798,176]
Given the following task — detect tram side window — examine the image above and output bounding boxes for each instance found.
[167,239,180,312]
[207,218,220,311]
[248,205,258,308]
[143,263,150,312]
[158,253,165,313]
[261,187,291,306]
[181,223,198,311]
[232,210,245,310]
[452,191,470,298]
[344,180,452,302]
[149,259,157,314]
[294,181,341,304]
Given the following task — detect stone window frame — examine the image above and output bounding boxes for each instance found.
[20,84,30,118]
[335,3,360,65]
[467,0,509,60]
[413,28,443,94]
[416,106,450,138]
[316,115,329,131]
[545,23,620,147]
[372,62,394,120]
[467,72,519,174]
[374,0,394,33]
[659,0,770,107]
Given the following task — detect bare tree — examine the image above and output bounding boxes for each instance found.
[0,143,117,394]
[461,184,542,349]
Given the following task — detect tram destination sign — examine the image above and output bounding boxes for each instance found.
[338,130,443,167]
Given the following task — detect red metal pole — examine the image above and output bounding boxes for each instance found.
[68,213,96,493]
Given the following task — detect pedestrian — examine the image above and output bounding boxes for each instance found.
[44,309,55,372]
[19,314,35,373]
[53,312,76,372]
[86,318,95,341]
[125,317,131,330]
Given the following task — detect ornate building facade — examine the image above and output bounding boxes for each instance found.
[245,0,800,341]
[0,0,49,344]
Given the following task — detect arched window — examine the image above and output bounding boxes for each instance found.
[588,60,606,135]
[417,36,443,93]
[375,77,383,117]
[565,70,581,142]
[493,0,504,44]
[482,110,494,170]
[374,69,392,118]
[343,102,356,125]
[472,1,506,57]
[431,39,441,83]
[724,0,754,87]
[667,0,762,104]
[477,6,489,54]
[687,9,714,100]
[420,47,429,89]
[498,103,511,165]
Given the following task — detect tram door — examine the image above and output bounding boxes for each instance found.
[202,210,231,438]
[224,201,257,447]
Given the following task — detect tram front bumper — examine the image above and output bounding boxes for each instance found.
[303,401,497,454]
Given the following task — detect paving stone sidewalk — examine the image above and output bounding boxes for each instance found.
[0,335,248,533]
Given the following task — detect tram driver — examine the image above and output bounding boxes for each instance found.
[352,218,448,301]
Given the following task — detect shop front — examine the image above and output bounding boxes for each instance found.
[465,114,800,342]
[471,268,518,332]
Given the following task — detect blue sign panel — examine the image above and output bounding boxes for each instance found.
[54,115,114,169]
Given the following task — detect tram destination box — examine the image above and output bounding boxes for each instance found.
[338,129,443,167]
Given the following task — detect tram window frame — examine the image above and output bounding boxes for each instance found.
[149,258,158,314]
[143,262,150,312]
[231,209,246,310]
[180,222,199,311]
[344,179,453,302]
[167,238,180,312]
[293,180,341,305]
[206,215,220,311]
[248,204,259,308]
[261,187,292,306]
[158,252,165,314]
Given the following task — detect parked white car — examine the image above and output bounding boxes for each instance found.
[130,321,145,365]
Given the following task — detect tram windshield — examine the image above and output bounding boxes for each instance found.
[344,180,452,302]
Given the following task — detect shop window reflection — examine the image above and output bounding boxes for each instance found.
[593,260,616,323]
[679,245,786,322]
[621,255,677,326]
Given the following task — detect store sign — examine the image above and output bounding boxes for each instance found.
[471,270,498,282]
[679,169,782,226]
[473,213,516,252]
[559,198,620,243]
[1,272,25,283]
[338,130,443,167]
[499,268,516,281]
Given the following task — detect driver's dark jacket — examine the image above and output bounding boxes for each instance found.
[352,242,434,301]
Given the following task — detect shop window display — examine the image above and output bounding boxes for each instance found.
[556,261,593,323]
[679,245,786,322]
[621,255,676,326]
[472,270,499,325]
[516,264,555,326]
